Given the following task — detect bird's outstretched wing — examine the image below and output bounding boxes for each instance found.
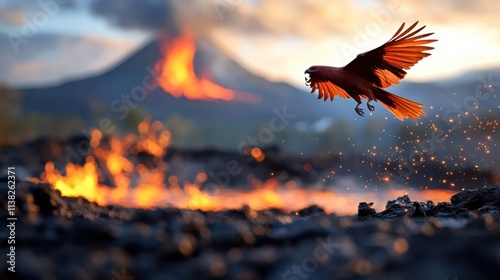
[305,77,352,101]
[344,21,437,88]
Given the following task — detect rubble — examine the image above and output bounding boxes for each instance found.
[358,187,500,220]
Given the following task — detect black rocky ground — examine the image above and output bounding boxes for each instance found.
[1,182,500,280]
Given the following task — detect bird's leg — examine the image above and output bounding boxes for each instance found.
[367,100,375,111]
[355,102,365,117]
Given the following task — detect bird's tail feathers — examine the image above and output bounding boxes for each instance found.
[374,89,425,120]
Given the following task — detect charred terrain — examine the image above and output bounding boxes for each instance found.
[1,181,499,280]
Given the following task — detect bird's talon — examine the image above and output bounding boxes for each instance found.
[367,103,375,111]
[355,108,365,117]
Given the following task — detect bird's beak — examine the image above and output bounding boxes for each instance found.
[304,69,310,74]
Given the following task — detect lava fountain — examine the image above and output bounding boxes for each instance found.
[154,34,259,102]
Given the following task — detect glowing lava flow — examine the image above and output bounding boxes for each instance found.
[154,34,257,102]
[39,120,456,215]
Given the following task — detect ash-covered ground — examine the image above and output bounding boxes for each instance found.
[1,181,499,280]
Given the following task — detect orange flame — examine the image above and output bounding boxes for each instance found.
[38,119,456,215]
[154,34,258,102]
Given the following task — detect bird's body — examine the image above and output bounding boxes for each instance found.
[305,22,437,120]
[309,66,376,100]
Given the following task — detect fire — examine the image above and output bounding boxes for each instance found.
[39,119,456,215]
[154,34,258,102]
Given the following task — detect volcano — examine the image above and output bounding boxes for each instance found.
[19,34,338,137]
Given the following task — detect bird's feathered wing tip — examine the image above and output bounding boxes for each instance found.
[344,21,437,89]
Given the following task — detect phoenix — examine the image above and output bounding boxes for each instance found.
[304,21,437,120]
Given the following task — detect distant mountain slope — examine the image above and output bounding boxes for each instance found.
[19,37,343,129]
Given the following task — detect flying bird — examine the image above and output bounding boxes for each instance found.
[304,21,437,120]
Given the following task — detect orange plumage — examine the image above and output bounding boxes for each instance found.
[305,21,437,120]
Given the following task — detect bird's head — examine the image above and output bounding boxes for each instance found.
[304,66,320,74]
[304,66,323,86]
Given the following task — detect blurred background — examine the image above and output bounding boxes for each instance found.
[1,0,499,193]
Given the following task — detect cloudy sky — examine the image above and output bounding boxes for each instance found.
[1,0,500,88]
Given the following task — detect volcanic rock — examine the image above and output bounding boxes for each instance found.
[358,187,500,220]
[450,186,500,209]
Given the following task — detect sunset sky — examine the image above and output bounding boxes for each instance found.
[1,0,500,88]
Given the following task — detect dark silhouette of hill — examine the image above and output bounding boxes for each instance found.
[19,37,341,131]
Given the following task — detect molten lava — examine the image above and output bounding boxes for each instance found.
[39,119,456,215]
[154,34,257,102]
